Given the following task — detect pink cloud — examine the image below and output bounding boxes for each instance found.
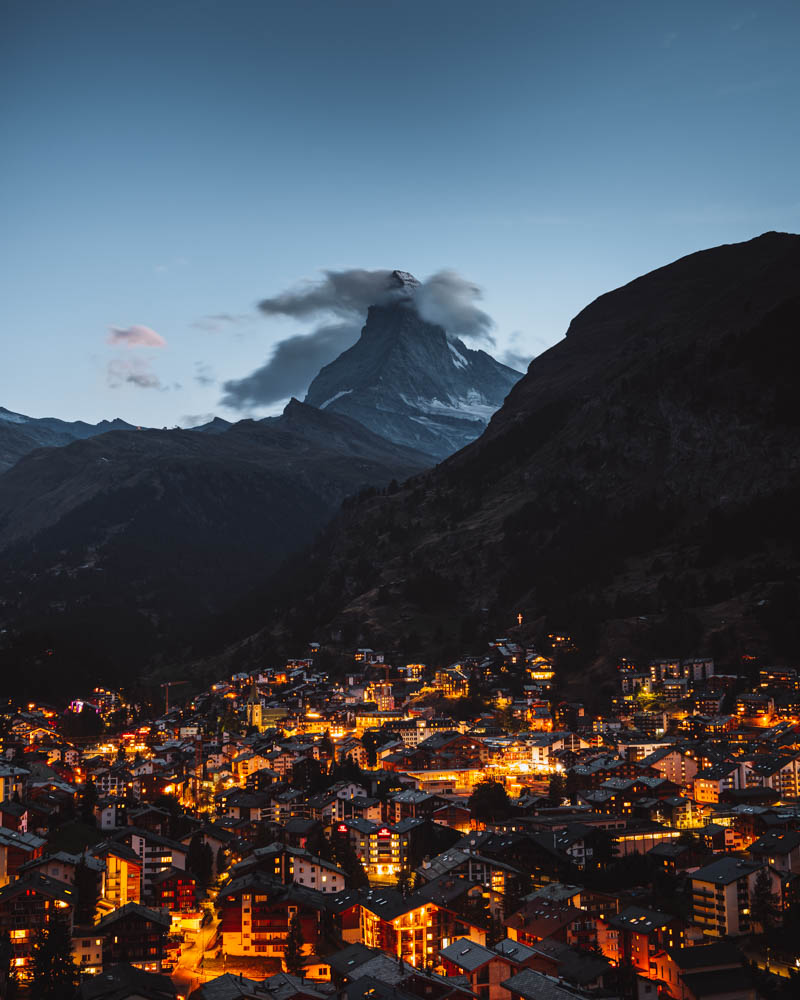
[107,324,167,348]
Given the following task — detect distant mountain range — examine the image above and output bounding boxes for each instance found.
[304,270,522,459]
[0,407,139,473]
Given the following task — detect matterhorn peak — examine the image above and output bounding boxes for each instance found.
[388,270,421,294]
[304,276,522,459]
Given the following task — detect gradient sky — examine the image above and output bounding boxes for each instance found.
[2,0,798,426]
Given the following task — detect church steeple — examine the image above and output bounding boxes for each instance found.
[246,680,263,731]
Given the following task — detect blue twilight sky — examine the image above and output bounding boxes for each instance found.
[1,0,799,426]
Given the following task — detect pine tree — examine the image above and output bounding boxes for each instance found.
[199,844,214,887]
[74,859,100,925]
[284,912,305,976]
[548,771,566,805]
[503,871,533,918]
[31,919,79,1000]
[396,866,413,896]
[468,780,511,824]
[187,834,214,886]
[79,776,98,826]
[750,868,778,933]
[320,730,334,758]
[564,768,580,805]
[330,832,369,888]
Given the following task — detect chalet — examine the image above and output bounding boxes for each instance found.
[597,905,684,978]
[431,801,472,833]
[19,849,104,888]
[748,829,800,873]
[0,764,29,802]
[518,938,612,992]
[150,867,197,915]
[92,840,142,912]
[417,846,520,897]
[96,798,132,830]
[651,942,756,1000]
[638,747,699,789]
[388,789,445,823]
[96,902,172,973]
[0,872,76,977]
[229,842,347,893]
[0,799,30,832]
[694,763,747,804]
[71,923,105,977]
[359,879,488,969]
[0,826,46,886]
[215,788,274,823]
[336,795,382,824]
[216,872,326,959]
[126,804,173,835]
[504,898,592,950]
[747,752,800,799]
[111,827,187,897]
[690,857,777,937]
[335,817,424,879]
[439,938,517,1000]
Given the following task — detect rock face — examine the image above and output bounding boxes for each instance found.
[0,401,431,696]
[0,407,138,473]
[304,273,522,460]
[265,233,800,686]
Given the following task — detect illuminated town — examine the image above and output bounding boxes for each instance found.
[2,633,800,1000]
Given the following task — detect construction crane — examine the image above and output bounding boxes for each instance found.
[160,680,187,714]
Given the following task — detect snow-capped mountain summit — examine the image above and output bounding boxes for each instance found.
[304,275,522,459]
[388,269,421,293]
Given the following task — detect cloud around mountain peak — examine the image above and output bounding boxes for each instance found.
[220,267,497,410]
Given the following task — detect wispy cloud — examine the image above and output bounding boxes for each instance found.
[194,362,215,386]
[498,330,533,373]
[191,313,254,333]
[154,256,188,275]
[107,325,167,348]
[107,358,163,390]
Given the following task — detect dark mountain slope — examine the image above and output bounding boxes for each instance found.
[259,233,800,688]
[0,401,430,696]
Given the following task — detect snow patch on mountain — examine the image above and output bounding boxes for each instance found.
[448,342,468,369]
[401,393,496,422]
[320,389,354,410]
